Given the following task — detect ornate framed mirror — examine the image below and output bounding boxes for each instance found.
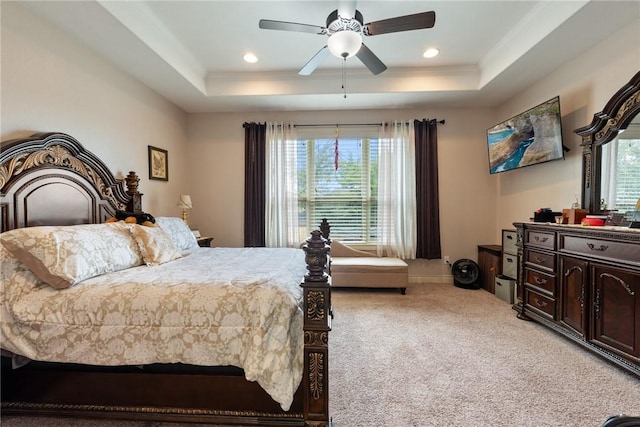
[574,71,640,214]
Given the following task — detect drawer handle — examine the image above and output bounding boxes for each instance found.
[506,235,513,240]
[506,258,513,263]
[534,257,546,264]
[534,276,548,286]
[534,298,548,308]
[600,272,635,296]
[534,236,549,243]
[587,243,608,252]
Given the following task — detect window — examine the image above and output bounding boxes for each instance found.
[296,126,379,244]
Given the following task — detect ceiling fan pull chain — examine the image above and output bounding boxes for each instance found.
[342,57,347,98]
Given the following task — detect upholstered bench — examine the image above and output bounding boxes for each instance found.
[329,240,408,294]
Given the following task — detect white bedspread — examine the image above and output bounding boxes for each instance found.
[0,246,306,410]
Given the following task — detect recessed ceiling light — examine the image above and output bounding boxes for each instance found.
[423,48,440,59]
[243,53,258,63]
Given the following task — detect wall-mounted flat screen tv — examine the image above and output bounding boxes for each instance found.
[487,96,564,174]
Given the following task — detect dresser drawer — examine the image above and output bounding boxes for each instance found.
[561,235,640,267]
[502,229,517,255]
[525,230,556,250]
[524,288,556,320]
[502,253,517,279]
[524,267,555,295]
[525,249,556,272]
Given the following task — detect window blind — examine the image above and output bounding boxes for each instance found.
[296,126,380,243]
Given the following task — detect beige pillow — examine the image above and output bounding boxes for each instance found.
[130,224,183,266]
[0,222,143,289]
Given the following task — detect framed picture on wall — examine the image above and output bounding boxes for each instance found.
[148,145,168,181]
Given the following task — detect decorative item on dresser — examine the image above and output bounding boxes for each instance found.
[514,222,640,377]
[0,132,333,426]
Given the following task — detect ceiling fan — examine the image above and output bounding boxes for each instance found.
[258,1,436,76]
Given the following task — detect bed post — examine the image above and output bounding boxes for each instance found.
[301,229,332,427]
[124,171,143,214]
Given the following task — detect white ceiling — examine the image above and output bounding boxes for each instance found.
[17,0,640,113]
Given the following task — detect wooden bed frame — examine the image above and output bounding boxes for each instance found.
[0,132,332,427]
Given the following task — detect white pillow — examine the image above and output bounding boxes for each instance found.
[0,222,143,289]
[129,224,183,266]
[155,217,198,252]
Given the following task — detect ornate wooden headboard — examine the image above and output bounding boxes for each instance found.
[0,132,141,231]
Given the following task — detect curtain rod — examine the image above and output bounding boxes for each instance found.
[295,119,445,127]
[244,120,445,128]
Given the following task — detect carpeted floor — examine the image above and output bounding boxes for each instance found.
[329,284,640,427]
[2,283,639,427]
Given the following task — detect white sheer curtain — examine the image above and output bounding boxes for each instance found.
[265,122,299,247]
[377,121,417,259]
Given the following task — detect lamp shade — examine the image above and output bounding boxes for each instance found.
[327,30,362,59]
[177,194,192,209]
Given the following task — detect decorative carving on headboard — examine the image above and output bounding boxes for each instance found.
[0,144,126,208]
[0,132,131,207]
[0,132,139,229]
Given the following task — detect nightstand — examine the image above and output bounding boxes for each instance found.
[197,237,214,247]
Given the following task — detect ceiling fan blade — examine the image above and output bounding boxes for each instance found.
[337,0,357,18]
[356,43,387,75]
[364,11,435,36]
[299,46,331,75]
[259,19,326,35]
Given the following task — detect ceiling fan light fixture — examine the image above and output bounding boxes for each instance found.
[327,30,362,59]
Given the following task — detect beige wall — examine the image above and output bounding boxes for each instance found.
[494,20,640,238]
[1,2,189,216]
[188,108,496,281]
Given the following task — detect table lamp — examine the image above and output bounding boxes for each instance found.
[177,194,192,225]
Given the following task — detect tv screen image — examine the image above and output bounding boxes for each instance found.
[487,96,564,174]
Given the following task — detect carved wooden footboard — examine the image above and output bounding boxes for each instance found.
[0,132,332,427]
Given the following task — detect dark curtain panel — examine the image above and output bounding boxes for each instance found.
[243,122,266,247]
[414,119,442,259]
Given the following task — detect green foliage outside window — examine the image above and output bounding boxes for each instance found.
[297,137,379,243]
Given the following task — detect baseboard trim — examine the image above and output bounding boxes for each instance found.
[409,275,453,284]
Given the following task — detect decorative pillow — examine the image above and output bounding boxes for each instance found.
[129,224,183,266]
[0,222,143,289]
[155,217,198,252]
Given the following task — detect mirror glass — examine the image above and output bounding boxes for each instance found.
[600,114,640,212]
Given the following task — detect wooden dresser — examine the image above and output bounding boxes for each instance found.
[513,222,640,377]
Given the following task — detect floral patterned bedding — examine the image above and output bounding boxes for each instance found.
[0,245,306,411]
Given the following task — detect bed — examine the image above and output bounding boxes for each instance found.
[0,132,332,427]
